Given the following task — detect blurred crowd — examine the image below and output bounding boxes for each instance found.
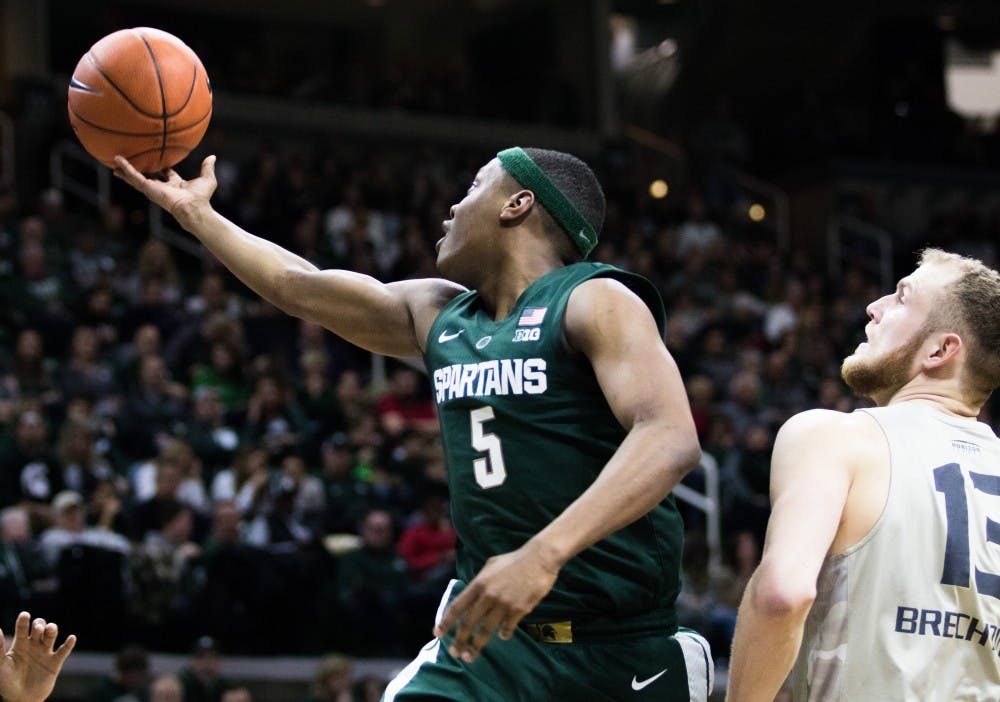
[1,131,998,680]
[80,637,387,702]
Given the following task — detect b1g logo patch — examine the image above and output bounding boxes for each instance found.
[513,328,541,343]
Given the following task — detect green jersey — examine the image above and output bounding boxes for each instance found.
[424,262,684,624]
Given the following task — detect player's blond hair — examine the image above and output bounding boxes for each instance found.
[919,248,1000,400]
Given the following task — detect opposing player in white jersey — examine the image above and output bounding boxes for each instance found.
[727,248,1000,702]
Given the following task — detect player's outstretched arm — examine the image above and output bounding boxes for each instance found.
[436,277,701,661]
[114,155,463,357]
[726,410,861,702]
[0,612,77,702]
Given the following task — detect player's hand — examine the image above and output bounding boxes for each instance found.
[113,154,218,228]
[0,612,77,702]
[433,541,561,663]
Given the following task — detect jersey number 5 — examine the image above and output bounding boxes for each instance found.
[934,462,1000,599]
[470,406,507,489]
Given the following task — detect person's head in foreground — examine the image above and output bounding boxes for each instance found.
[435,147,604,288]
[841,248,1000,411]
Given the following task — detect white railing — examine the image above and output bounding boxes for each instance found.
[826,215,894,291]
[49,140,111,209]
[673,451,722,576]
[0,111,13,188]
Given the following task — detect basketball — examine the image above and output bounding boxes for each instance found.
[67,27,212,173]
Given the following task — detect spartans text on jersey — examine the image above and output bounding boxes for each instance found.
[432,359,548,403]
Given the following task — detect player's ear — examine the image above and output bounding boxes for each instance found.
[499,189,535,222]
[924,331,962,369]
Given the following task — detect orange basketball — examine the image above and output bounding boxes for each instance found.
[68,28,212,173]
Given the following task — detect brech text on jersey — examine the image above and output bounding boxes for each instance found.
[433,358,547,403]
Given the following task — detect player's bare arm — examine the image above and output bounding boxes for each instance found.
[435,277,700,662]
[726,410,885,702]
[0,612,77,702]
[114,155,464,357]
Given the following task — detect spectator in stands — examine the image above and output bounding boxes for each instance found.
[178,635,236,702]
[86,476,131,537]
[398,487,455,587]
[129,441,209,539]
[122,238,183,307]
[0,409,60,510]
[299,653,359,702]
[130,500,201,644]
[278,453,325,532]
[719,422,774,545]
[149,674,183,702]
[334,370,373,430]
[68,226,116,295]
[114,324,163,393]
[60,326,117,403]
[84,643,150,702]
[210,446,271,517]
[56,420,114,501]
[242,373,307,459]
[335,509,409,655]
[297,349,348,462]
[38,490,130,570]
[244,475,316,550]
[185,271,242,321]
[184,386,241,477]
[119,355,188,461]
[3,329,60,407]
[0,507,37,627]
[375,366,437,437]
[320,434,374,535]
[10,239,73,349]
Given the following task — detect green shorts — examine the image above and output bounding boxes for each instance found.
[382,580,713,702]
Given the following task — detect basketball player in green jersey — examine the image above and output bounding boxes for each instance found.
[727,250,1000,701]
[115,147,712,701]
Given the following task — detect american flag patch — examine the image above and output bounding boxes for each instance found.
[518,307,547,326]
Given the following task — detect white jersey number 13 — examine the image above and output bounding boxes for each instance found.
[470,406,507,489]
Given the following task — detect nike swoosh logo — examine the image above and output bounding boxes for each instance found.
[438,329,465,343]
[631,668,668,691]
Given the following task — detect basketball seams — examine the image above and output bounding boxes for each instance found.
[83,51,163,119]
[68,105,211,137]
[134,30,169,167]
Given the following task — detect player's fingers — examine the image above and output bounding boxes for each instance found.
[14,611,30,642]
[498,619,519,640]
[42,622,58,647]
[53,634,77,666]
[462,606,505,661]
[449,597,491,660]
[32,617,46,640]
[113,155,143,183]
[434,588,474,638]
[201,155,217,179]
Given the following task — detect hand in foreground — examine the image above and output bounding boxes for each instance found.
[433,541,561,663]
[113,155,217,227]
[0,612,77,702]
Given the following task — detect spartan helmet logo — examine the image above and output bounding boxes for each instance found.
[541,625,557,641]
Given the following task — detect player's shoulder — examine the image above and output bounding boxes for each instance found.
[389,277,467,311]
[776,408,884,456]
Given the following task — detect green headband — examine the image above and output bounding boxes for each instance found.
[496,147,598,257]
